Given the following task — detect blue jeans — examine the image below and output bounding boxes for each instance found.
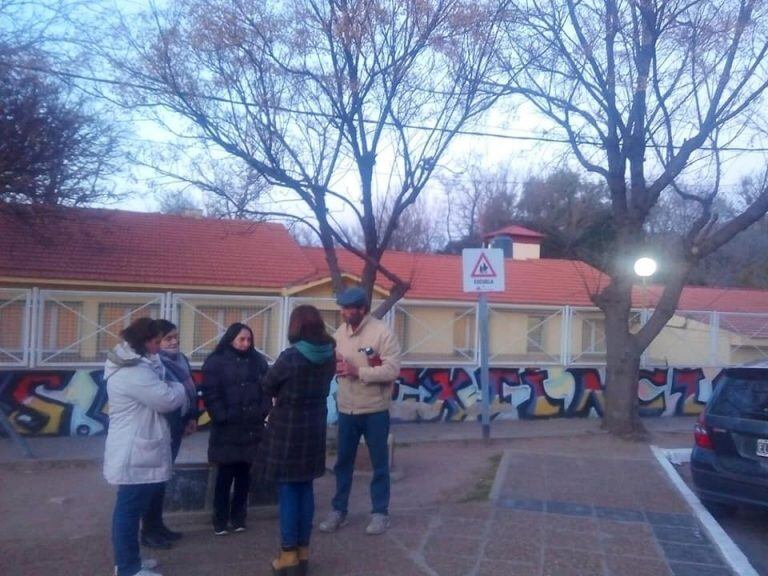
[113,483,164,576]
[332,410,390,515]
[278,481,314,548]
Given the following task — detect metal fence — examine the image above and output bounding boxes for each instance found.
[3,288,768,368]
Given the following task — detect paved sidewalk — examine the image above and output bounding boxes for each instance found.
[1,418,730,576]
[0,417,696,463]
[490,451,734,576]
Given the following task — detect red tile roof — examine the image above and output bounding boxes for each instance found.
[637,283,768,314]
[0,204,317,289]
[305,247,768,312]
[301,246,607,306]
[482,224,545,240]
[2,204,768,314]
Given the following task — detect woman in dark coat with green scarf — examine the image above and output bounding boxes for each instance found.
[258,305,336,576]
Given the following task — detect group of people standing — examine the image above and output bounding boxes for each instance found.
[103,286,401,576]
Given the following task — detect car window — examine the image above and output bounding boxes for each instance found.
[709,375,768,420]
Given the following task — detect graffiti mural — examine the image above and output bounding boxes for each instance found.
[0,365,722,435]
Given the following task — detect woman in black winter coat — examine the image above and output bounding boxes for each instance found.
[201,322,269,535]
[257,305,336,576]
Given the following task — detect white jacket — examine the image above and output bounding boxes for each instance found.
[103,342,188,485]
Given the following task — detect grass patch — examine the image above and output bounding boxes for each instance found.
[459,453,502,503]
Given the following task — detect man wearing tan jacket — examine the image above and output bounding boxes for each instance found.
[319,286,401,536]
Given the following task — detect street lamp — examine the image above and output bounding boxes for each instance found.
[633,257,657,278]
[633,256,657,332]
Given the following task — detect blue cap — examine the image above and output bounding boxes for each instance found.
[336,286,368,307]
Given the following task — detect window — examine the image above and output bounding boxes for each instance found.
[369,302,476,363]
[709,372,768,419]
[41,301,83,358]
[191,305,271,361]
[0,298,26,360]
[453,311,476,358]
[581,318,606,354]
[97,302,161,353]
[526,314,546,353]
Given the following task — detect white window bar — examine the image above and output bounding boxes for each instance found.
[487,304,564,365]
[172,294,283,364]
[716,311,768,367]
[0,288,31,366]
[644,310,717,368]
[286,296,386,343]
[392,300,478,366]
[35,291,165,367]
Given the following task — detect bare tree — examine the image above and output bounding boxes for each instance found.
[379,193,445,253]
[439,159,518,252]
[499,0,768,435]
[517,169,612,263]
[157,189,202,215]
[0,48,121,206]
[83,0,509,315]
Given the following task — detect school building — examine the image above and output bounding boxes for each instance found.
[1,203,767,436]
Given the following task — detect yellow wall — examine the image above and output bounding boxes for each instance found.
[646,316,728,366]
[512,243,541,260]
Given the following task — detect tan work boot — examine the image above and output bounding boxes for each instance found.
[271,548,300,576]
[298,546,309,576]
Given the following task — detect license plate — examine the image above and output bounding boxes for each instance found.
[757,439,768,458]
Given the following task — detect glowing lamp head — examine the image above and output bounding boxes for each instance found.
[634,257,657,278]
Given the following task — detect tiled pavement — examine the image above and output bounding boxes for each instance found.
[488,452,735,576]
[3,420,734,576]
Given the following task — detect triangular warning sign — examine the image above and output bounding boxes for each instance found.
[471,253,497,278]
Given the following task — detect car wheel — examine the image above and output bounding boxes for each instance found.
[702,500,738,517]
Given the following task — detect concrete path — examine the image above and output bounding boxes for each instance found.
[1,417,734,576]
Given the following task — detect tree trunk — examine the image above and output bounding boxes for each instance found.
[601,281,645,437]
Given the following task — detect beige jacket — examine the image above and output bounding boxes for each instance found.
[334,315,401,415]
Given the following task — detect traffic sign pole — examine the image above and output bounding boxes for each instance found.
[479,292,490,441]
[462,248,504,442]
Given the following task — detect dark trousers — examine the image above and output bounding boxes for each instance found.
[112,483,163,576]
[278,481,314,549]
[331,410,390,515]
[213,461,251,529]
[142,427,183,534]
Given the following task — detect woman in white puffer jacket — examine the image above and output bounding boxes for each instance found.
[104,317,188,576]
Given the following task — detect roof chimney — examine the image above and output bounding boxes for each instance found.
[482,225,544,260]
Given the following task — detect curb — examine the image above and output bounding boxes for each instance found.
[651,445,758,576]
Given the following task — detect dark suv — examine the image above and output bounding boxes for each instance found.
[691,368,768,513]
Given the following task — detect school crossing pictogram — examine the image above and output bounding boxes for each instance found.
[470,253,497,278]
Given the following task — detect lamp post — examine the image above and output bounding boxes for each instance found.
[633,257,657,359]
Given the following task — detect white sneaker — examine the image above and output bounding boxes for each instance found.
[113,560,160,576]
[134,569,162,576]
[318,510,348,533]
[365,513,390,535]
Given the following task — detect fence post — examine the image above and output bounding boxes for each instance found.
[562,306,571,366]
[29,287,40,368]
[711,311,720,366]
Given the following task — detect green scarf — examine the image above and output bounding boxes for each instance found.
[294,340,334,364]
